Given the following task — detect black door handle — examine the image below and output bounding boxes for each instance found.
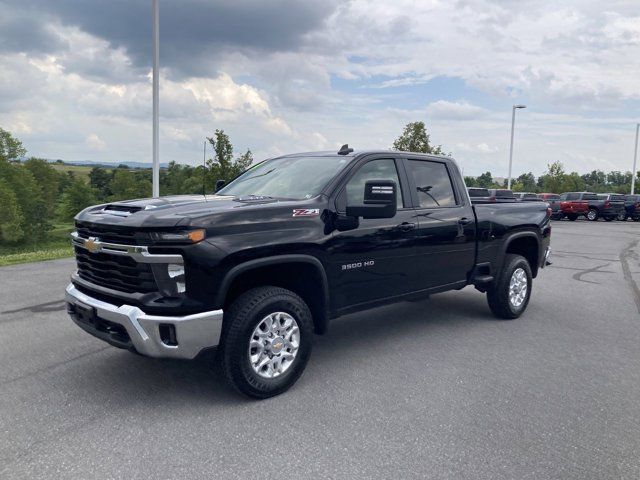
[458,217,471,225]
[399,222,416,232]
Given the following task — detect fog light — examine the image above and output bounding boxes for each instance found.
[167,264,186,294]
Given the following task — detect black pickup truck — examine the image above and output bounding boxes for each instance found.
[66,148,551,398]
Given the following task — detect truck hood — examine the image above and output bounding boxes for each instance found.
[75,194,292,228]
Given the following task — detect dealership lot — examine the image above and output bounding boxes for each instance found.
[1,220,639,479]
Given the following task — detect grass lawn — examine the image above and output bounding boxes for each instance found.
[50,163,94,182]
[0,222,75,267]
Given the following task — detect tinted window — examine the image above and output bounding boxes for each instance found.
[610,195,624,201]
[346,159,403,207]
[468,188,489,197]
[407,160,456,207]
[492,189,515,198]
[565,193,579,200]
[583,193,598,200]
[522,193,537,199]
[542,194,560,200]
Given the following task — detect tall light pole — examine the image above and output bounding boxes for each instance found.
[632,123,639,195]
[507,104,526,190]
[152,0,160,198]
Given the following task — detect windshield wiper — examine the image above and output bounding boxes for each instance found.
[234,168,275,184]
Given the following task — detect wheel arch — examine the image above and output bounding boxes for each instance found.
[217,255,330,334]
[500,231,541,278]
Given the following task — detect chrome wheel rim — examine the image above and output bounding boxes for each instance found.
[508,268,528,308]
[249,312,300,378]
[587,210,596,220]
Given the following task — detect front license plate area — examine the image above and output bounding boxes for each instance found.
[75,302,96,325]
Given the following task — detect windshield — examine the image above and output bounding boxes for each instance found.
[217,156,351,200]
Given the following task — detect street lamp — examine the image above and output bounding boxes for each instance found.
[507,104,526,190]
[152,0,160,198]
[632,123,639,195]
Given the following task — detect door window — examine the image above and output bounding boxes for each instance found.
[406,160,457,208]
[345,159,404,207]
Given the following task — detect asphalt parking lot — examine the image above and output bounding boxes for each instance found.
[1,219,640,479]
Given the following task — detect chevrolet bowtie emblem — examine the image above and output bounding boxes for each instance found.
[85,237,102,253]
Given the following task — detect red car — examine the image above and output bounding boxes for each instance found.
[559,192,591,221]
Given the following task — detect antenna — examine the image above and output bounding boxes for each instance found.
[338,144,354,155]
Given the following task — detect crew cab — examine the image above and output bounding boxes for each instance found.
[559,192,593,220]
[65,148,551,398]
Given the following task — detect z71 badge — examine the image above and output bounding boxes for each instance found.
[292,209,319,217]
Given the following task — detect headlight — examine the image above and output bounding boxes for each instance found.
[151,229,206,244]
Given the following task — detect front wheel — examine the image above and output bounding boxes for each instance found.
[487,254,533,319]
[567,214,578,221]
[219,286,313,399]
[587,209,599,221]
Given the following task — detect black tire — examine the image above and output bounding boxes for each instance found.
[487,254,533,320]
[604,216,613,222]
[634,217,640,222]
[219,286,313,399]
[586,209,599,221]
[618,213,627,221]
[567,214,578,221]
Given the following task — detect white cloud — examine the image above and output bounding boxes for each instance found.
[426,101,487,120]
[85,133,106,151]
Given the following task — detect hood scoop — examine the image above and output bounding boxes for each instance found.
[98,204,150,217]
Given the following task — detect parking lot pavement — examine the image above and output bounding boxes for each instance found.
[1,220,640,479]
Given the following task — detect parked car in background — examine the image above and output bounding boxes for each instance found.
[589,193,625,222]
[513,192,543,202]
[559,192,591,221]
[488,189,517,203]
[467,187,492,204]
[538,193,562,219]
[622,194,640,221]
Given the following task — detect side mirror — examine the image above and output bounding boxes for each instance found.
[346,180,397,219]
[215,179,226,192]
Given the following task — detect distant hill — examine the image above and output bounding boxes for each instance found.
[22,158,170,169]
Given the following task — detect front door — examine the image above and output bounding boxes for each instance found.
[327,157,418,311]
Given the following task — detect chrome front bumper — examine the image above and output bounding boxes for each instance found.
[65,284,224,359]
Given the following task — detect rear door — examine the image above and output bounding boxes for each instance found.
[405,157,476,289]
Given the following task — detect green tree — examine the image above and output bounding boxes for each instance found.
[0,179,24,242]
[516,172,537,192]
[205,130,254,189]
[0,127,27,162]
[540,161,566,193]
[476,171,493,188]
[463,176,477,187]
[24,158,63,217]
[392,121,444,154]
[57,178,98,221]
[109,169,150,201]
[89,166,112,199]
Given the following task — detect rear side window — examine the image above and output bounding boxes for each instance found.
[583,193,598,200]
[565,193,579,200]
[495,189,515,198]
[610,195,624,201]
[406,160,457,208]
[468,188,489,197]
[544,194,560,200]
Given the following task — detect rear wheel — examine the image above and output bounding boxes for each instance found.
[219,286,313,399]
[487,254,532,319]
[586,209,599,221]
[618,213,627,221]
[567,214,578,221]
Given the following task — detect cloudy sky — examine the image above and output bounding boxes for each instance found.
[1,0,639,176]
